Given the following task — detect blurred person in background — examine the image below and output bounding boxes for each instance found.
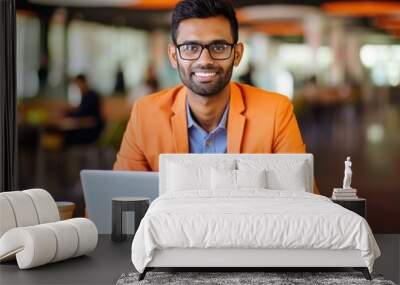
[114,64,126,94]
[61,74,104,146]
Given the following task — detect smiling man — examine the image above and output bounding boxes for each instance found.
[114,0,314,191]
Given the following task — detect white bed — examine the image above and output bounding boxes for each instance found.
[131,154,380,280]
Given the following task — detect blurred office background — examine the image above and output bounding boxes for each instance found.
[15,0,400,236]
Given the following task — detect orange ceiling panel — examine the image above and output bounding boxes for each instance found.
[252,21,304,37]
[236,10,253,25]
[374,17,400,30]
[322,1,400,17]
[122,0,179,9]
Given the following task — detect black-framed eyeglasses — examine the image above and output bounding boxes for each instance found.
[176,42,236,60]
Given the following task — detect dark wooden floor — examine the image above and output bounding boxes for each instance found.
[1,235,399,284]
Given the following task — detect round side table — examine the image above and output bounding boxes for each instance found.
[111,197,150,242]
[56,201,76,220]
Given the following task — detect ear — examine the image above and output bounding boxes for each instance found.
[233,43,244,67]
[168,43,178,69]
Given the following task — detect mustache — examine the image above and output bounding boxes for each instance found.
[191,64,221,73]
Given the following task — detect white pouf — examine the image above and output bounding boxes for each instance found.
[0,189,98,269]
[0,218,98,269]
[0,196,17,237]
[24,188,60,223]
[1,191,39,227]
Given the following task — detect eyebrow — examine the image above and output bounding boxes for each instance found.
[178,39,231,45]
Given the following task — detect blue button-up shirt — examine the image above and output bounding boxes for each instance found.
[187,100,229,153]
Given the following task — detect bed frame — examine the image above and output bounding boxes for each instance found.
[138,154,372,281]
[139,248,371,280]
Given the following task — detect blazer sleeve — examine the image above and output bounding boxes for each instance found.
[113,101,151,171]
[272,96,306,154]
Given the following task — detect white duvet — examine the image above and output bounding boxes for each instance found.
[131,190,380,273]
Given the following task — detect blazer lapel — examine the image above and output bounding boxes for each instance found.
[227,83,246,153]
[171,86,189,153]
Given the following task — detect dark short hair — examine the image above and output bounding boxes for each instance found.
[171,0,238,44]
[75,74,87,82]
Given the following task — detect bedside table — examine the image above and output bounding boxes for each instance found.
[112,197,150,242]
[331,197,366,218]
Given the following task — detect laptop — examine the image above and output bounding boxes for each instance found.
[80,170,159,234]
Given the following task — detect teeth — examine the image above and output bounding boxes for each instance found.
[195,72,216,77]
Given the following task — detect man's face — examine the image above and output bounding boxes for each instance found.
[74,78,85,93]
[168,16,243,97]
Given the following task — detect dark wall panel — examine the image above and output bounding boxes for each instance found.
[0,0,17,192]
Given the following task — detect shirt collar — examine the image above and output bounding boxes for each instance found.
[186,98,229,131]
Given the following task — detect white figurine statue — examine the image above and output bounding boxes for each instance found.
[342,157,352,189]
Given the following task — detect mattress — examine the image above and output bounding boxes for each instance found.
[131,190,380,273]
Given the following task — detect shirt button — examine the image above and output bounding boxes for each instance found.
[205,140,212,146]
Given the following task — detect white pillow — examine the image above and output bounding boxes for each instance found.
[211,168,236,190]
[266,165,307,191]
[168,163,209,191]
[237,169,267,188]
[237,159,309,192]
[167,160,235,191]
[211,169,267,190]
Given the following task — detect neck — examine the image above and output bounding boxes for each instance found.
[187,84,230,133]
[80,86,89,94]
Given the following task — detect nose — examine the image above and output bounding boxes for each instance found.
[197,46,214,64]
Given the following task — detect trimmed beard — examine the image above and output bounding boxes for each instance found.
[177,62,234,97]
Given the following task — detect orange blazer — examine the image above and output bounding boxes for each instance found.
[114,81,306,171]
